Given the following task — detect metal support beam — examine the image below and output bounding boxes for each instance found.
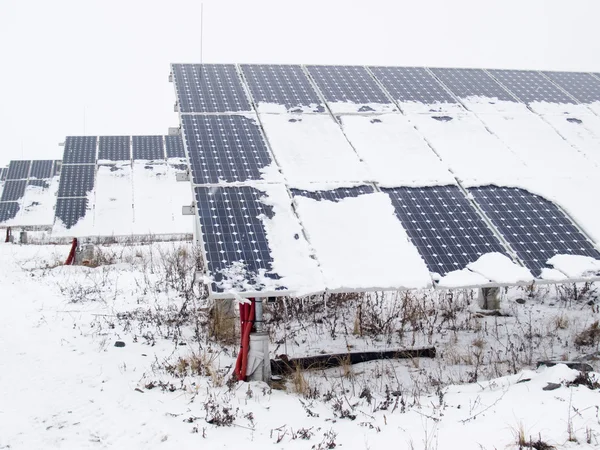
[247,298,271,383]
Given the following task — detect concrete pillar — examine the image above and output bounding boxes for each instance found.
[478,287,501,310]
[19,231,28,244]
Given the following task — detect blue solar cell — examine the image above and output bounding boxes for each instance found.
[307,65,393,111]
[0,168,6,181]
[469,186,600,276]
[165,135,186,158]
[55,197,89,229]
[29,160,54,179]
[542,71,600,105]
[291,185,375,202]
[241,64,325,113]
[28,179,50,188]
[487,70,576,105]
[0,202,19,222]
[0,180,28,202]
[63,136,97,164]
[57,165,95,197]
[429,68,518,102]
[172,64,251,113]
[132,136,165,160]
[182,115,274,185]
[195,186,279,293]
[6,160,31,180]
[99,136,131,161]
[370,66,458,106]
[382,186,507,275]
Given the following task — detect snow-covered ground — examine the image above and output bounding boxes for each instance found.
[1,241,599,449]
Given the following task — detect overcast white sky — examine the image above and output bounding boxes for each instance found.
[1,0,600,166]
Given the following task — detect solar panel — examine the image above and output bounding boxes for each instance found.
[0,168,6,181]
[195,186,278,293]
[291,185,375,202]
[132,136,165,161]
[98,136,131,161]
[172,64,251,113]
[307,65,394,112]
[542,71,600,105]
[54,161,62,177]
[55,197,89,229]
[28,179,50,188]
[487,70,576,105]
[0,180,28,202]
[382,186,507,275]
[182,114,274,185]
[241,64,325,113]
[63,136,97,164]
[6,160,31,180]
[57,165,95,197]
[469,186,600,276]
[369,66,458,107]
[165,135,186,158]
[0,202,19,222]
[29,160,55,179]
[429,68,518,102]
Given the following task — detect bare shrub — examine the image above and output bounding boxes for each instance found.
[575,321,600,348]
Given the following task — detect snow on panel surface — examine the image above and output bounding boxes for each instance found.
[467,253,534,284]
[293,191,432,290]
[306,65,397,114]
[131,162,175,236]
[369,66,463,114]
[240,64,325,114]
[4,178,59,227]
[52,194,95,236]
[476,111,597,178]
[94,163,134,236]
[408,112,529,183]
[543,71,600,115]
[166,162,193,235]
[339,114,454,186]
[541,114,600,166]
[547,254,600,278]
[259,114,369,186]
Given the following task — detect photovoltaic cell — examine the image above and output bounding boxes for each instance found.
[28,179,50,188]
[542,71,600,105]
[291,185,375,202]
[165,135,186,158]
[57,165,95,197]
[0,202,19,222]
[172,64,251,113]
[0,180,28,202]
[99,136,131,161]
[241,64,325,112]
[487,70,576,104]
[307,65,393,110]
[182,115,273,185]
[195,186,277,293]
[0,168,6,181]
[469,186,600,276]
[29,160,54,179]
[6,160,31,180]
[55,197,89,229]
[382,186,507,275]
[132,136,165,160]
[429,68,518,102]
[63,136,97,164]
[369,66,458,105]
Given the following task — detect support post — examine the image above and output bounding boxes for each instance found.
[478,287,501,310]
[247,298,271,383]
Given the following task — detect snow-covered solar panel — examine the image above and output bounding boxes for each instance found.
[28,179,50,188]
[57,165,95,197]
[0,202,19,222]
[306,65,395,113]
[542,71,600,105]
[172,64,251,113]
[241,64,325,113]
[29,160,54,179]
[430,68,518,102]
[195,186,278,293]
[53,161,62,177]
[291,185,375,202]
[55,197,89,229]
[469,186,600,276]
[6,160,31,180]
[132,136,164,161]
[98,136,131,161]
[165,135,186,158]
[182,114,274,185]
[487,69,576,105]
[369,66,459,110]
[0,180,28,202]
[382,186,507,276]
[63,136,97,165]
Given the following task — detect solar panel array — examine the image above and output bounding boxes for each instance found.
[132,136,165,160]
[99,136,131,161]
[171,63,600,298]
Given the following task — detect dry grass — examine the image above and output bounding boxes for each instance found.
[575,321,600,347]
